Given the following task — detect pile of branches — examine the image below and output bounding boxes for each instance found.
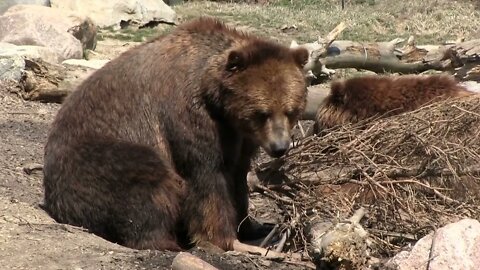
[253,95,480,258]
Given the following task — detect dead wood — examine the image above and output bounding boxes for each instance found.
[8,57,94,103]
[455,64,480,81]
[230,240,317,269]
[453,39,480,81]
[232,240,302,260]
[291,22,346,81]
[306,207,371,269]
[322,37,454,74]
[310,22,347,68]
[20,58,68,103]
[171,252,219,270]
[23,163,43,175]
[295,34,480,78]
[253,94,480,267]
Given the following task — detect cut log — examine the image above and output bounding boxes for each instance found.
[171,252,219,270]
[14,57,95,103]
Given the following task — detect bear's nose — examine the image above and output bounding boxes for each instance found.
[269,140,290,158]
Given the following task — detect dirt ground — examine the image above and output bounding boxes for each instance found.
[0,37,312,269]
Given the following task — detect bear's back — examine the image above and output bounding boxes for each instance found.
[47,17,254,145]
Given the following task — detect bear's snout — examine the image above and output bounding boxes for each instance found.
[268,139,290,158]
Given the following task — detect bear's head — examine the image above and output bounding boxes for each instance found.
[220,40,309,158]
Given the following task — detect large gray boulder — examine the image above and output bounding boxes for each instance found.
[50,0,177,28]
[0,5,97,61]
[0,0,50,15]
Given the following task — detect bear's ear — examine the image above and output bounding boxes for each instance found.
[291,47,309,68]
[226,50,246,72]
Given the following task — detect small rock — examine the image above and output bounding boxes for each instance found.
[386,218,480,270]
[461,80,480,93]
[51,0,177,28]
[62,59,109,70]
[0,54,25,82]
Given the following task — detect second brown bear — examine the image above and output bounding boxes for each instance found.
[314,74,474,133]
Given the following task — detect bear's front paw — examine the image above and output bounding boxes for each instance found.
[192,234,235,252]
[195,239,230,254]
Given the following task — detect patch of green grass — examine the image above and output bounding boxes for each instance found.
[174,0,480,45]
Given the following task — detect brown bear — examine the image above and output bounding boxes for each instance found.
[314,74,475,133]
[42,17,309,252]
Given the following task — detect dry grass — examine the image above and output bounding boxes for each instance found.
[254,94,480,258]
[97,0,480,61]
[175,0,480,45]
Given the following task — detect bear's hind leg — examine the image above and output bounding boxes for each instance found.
[43,140,186,251]
[122,170,187,251]
[129,168,187,251]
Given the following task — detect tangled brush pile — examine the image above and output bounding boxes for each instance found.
[254,94,480,259]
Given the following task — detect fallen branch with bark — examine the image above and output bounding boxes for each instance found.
[292,26,480,78]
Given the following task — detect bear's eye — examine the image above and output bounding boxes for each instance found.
[285,108,299,119]
[253,111,271,123]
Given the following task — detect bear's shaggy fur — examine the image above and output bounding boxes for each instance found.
[42,17,309,251]
[314,74,474,133]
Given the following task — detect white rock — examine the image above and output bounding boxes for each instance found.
[50,0,176,28]
[0,5,97,61]
[0,54,25,82]
[0,0,50,15]
[0,42,61,64]
[461,81,480,93]
[62,59,109,70]
[386,218,480,270]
